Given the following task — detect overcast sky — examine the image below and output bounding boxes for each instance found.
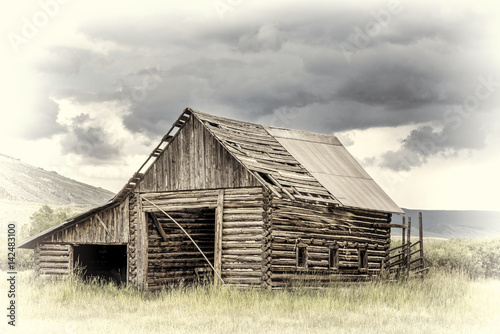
[1,0,499,211]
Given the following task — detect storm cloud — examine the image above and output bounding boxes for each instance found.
[23,0,499,167]
[60,114,122,162]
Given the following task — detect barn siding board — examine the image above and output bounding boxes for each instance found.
[136,116,259,193]
[42,201,129,245]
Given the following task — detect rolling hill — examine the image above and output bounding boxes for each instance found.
[0,153,114,227]
[393,208,500,239]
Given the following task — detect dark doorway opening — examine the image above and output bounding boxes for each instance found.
[147,208,215,287]
[73,244,127,284]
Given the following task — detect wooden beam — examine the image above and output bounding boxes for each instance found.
[96,214,115,242]
[150,213,168,242]
[253,172,282,198]
[373,223,407,229]
[214,189,224,286]
[268,173,295,201]
[136,195,146,290]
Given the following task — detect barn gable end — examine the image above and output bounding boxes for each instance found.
[136,115,260,193]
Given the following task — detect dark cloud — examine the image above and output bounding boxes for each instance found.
[60,114,121,162]
[32,1,498,171]
[379,115,489,171]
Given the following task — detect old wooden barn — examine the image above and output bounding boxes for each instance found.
[19,108,404,289]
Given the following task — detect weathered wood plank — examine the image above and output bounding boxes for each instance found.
[214,190,224,285]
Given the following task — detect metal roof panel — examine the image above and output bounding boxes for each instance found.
[265,126,403,214]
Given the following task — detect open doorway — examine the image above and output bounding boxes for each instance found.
[147,208,215,287]
[73,244,127,284]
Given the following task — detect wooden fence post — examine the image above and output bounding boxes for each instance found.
[419,211,425,276]
[406,216,411,278]
[398,216,406,279]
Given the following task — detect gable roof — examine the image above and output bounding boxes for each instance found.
[19,108,402,249]
[193,110,402,214]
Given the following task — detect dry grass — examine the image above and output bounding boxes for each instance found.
[1,269,499,334]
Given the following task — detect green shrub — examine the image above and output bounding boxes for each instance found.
[424,238,500,279]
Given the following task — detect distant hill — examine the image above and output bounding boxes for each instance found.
[0,153,115,227]
[392,208,500,239]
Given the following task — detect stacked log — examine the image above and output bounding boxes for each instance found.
[127,194,138,285]
[147,209,215,289]
[221,188,265,289]
[261,188,273,290]
[269,198,391,288]
[142,187,266,290]
[34,244,72,278]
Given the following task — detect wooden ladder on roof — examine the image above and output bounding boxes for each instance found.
[387,211,429,279]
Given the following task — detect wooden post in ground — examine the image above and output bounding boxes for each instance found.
[406,216,411,279]
[214,189,224,285]
[419,211,425,276]
[398,216,406,279]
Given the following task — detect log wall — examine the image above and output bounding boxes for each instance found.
[128,194,139,286]
[147,209,215,289]
[221,187,265,288]
[140,187,266,290]
[34,243,73,278]
[137,115,260,193]
[43,199,130,245]
[269,198,391,288]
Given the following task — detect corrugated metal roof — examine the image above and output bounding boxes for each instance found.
[265,126,404,214]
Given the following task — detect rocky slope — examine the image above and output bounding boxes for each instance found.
[0,153,115,227]
[0,153,113,205]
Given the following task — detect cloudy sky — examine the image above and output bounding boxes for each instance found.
[1,0,499,211]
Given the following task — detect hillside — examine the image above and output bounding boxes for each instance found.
[393,208,500,239]
[0,153,115,227]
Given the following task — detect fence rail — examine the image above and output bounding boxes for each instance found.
[387,212,429,279]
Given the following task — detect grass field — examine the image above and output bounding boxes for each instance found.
[1,269,499,334]
[2,238,499,334]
